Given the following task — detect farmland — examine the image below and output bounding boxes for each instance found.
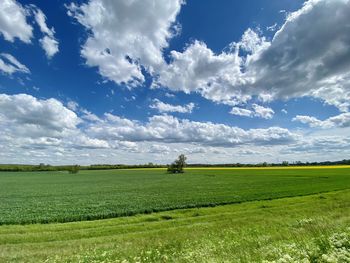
[1,167,350,225]
[0,188,349,262]
[1,167,350,262]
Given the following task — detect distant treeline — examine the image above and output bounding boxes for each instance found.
[0,163,165,172]
[0,159,349,172]
[189,159,350,167]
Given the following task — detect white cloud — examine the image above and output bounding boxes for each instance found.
[70,135,110,149]
[230,107,253,117]
[150,99,195,113]
[0,93,116,156]
[67,100,79,111]
[81,109,100,122]
[33,7,59,58]
[88,113,297,147]
[0,1,58,59]
[156,0,350,112]
[66,0,350,114]
[239,28,269,54]
[61,0,350,114]
[148,144,171,154]
[67,101,101,122]
[165,92,175,98]
[183,146,207,154]
[266,23,278,32]
[248,0,350,111]
[33,7,54,37]
[67,0,183,87]
[283,135,350,153]
[293,113,350,128]
[0,53,30,75]
[230,104,274,119]
[39,36,59,59]
[1,93,350,165]
[0,94,80,136]
[281,109,288,114]
[0,93,291,156]
[0,0,32,43]
[252,104,274,119]
[156,40,251,105]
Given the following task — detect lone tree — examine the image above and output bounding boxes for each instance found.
[167,154,187,173]
[68,165,80,174]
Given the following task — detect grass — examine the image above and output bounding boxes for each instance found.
[0,167,349,224]
[0,189,349,262]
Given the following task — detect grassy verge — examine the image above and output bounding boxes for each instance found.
[0,189,349,262]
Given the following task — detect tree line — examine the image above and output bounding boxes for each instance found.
[0,159,349,172]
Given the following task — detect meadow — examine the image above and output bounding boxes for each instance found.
[0,167,350,225]
[1,167,350,262]
[0,189,349,262]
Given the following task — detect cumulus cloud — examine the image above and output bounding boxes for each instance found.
[0,1,59,59]
[148,144,171,154]
[150,99,195,113]
[0,93,295,152]
[252,104,274,119]
[87,113,297,147]
[248,0,350,111]
[66,0,350,113]
[230,107,253,117]
[0,94,80,136]
[156,0,350,112]
[0,53,30,75]
[2,93,350,164]
[66,0,183,87]
[63,0,350,113]
[155,28,270,105]
[0,93,116,155]
[156,40,250,105]
[293,112,350,128]
[0,0,32,43]
[39,35,59,58]
[283,136,350,153]
[230,104,274,119]
[70,135,110,149]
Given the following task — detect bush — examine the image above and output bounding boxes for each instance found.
[68,165,80,174]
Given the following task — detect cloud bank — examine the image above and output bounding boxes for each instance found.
[68,0,350,113]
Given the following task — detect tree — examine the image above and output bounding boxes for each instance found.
[68,165,80,174]
[282,161,289,166]
[167,154,187,173]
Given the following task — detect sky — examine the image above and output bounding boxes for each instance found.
[0,0,350,165]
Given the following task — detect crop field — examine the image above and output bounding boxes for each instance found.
[1,167,350,262]
[1,189,349,262]
[1,167,350,225]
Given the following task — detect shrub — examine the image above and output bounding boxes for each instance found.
[68,165,80,174]
[167,154,187,174]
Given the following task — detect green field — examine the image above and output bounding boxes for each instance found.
[1,189,349,262]
[1,167,350,225]
[1,167,350,262]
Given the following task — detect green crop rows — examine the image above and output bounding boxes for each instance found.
[1,189,349,262]
[1,167,349,225]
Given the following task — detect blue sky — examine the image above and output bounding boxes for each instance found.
[0,0,350,165]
